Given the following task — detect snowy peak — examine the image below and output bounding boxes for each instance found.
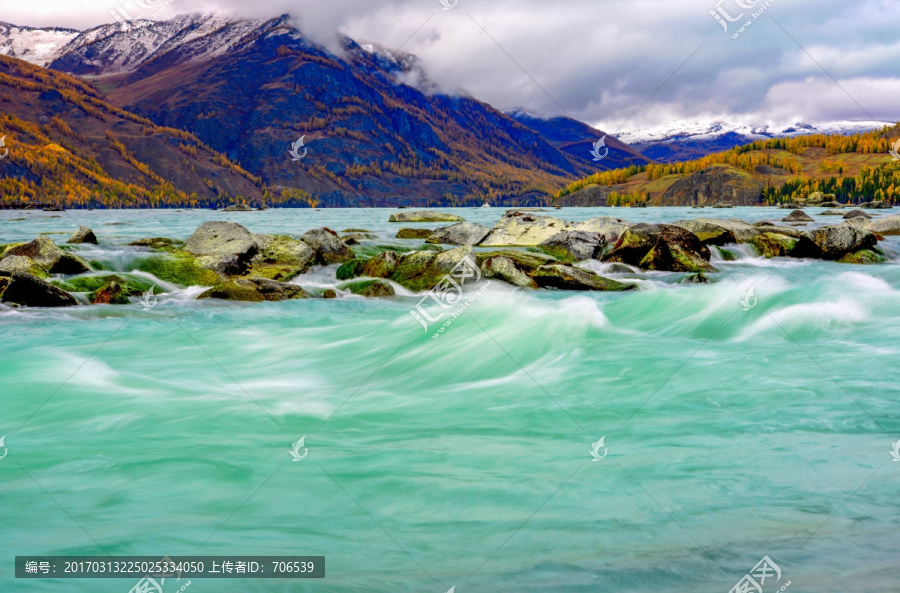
[0,22,80,66]
[617,119,893,145]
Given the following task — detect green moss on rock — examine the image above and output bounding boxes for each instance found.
[138,252,220,286]
[336,258,368,281]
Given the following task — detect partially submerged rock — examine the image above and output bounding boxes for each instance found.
[843,209,871,220]
[837,249,886,264]
[480,256,537,288]
[199,277,310,302]
[221,204,254,212]
[389,210,465,223]
[129,237,182,249]
[396,228,434,239]
[300,228,355,265]
[782,210,813,223]
[251,234,315,280]
[864,214,900,236]
[184,221,258,275]
[531,264,635,291]
[341,279,396,297]
[90,281,130,305]
[820,209,845,216]
[0,255,49,278]
[481,212,572,246]
[603,224,715,273]
[426,222,491,246]
[749,232,816,259]
[672,219,736,245]
[811,223,877,260]
[66,226,98,245]
[0,271,77,307]
[859,201,891,209]
[4,236,90,274]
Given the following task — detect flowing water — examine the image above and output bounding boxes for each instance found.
[1,207,899,593]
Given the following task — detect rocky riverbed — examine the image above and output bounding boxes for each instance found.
[1,208,898,308]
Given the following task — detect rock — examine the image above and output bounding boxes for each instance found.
[300,228,355,265]
[859,201,891,209]
[863,214,900,236]
[4,236,90,274]
[752,225,813,240]
[342,237,360,246]
[572,217,632,244]
[390,251,438,291]
[842,209,871,220]
[138,252,221,286]
[672,219,736,246]
[389,210,465,223]
[712,202,734,208]
[474,250,557,274]
[184,221,258,275]
[361,251,400,278]
[603,224,715,273]
[749,233,817,258]
[837,249,886,264]
[198,277,310,302]
[531,264,635,291]
[221,204,254,211]
[250,234,316,280]
[336,258,368,280]
[0,255,48,278]
[90,281,130,305]
[811,223,878,260]
[387,246,478,292]
[342,279,396,297]
[396,228,434,239]
[66,226,98,245]
[818,201,842,208]
[481,212,572,246]
[752,221,776,227]
[426,222,492,246]
[539,231,604,261]
[341,232,376,242]
[481,256,537,288]
[681,272,710,284]
[342,228,371,233]
[0,271,77,307]
[432,246,477,276]
[258,204,270,211]
[129,237,182,249]
[782,210,814,223]
[820,209,845,216]
[323,289,338,299]
[684,218,760,243]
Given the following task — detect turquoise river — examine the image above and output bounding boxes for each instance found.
[1,207,898,592]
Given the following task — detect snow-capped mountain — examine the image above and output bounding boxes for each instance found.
[0,22,80,66]
[617,119,894,162]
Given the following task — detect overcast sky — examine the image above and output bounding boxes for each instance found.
[5,0,900,132]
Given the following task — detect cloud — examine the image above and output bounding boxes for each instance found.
[5,0,900,131]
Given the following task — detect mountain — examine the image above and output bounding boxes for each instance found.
[0,22,79,66]
[0,54,272,209]
[506,109,652,170]
[556,125,900,207]
[1,13,625,207]
[618,119,893,163]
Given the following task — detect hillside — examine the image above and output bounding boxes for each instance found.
[0,54,277,208]
[556,125,900,207]
[31,14,615,207]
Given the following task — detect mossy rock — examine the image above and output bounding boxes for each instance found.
[0,255,49,278]
[396,228,434,239]
[336,258,368,281]
[90,281,131,305]
[138,252,220,286]
[129,238,183,249]
[748,233,803,258]
[390,251,441,292]
[837,249,886,264]
[250,235,315,281]
[714,247,737,261]
[474,249,557,273]
[340,279,396,297]
[64,274,156,295]
[198,277,310,302]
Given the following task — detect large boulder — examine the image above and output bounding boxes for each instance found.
[390,251,439,291]
[843,209,871,220]
[389,210,465,223]
[4,236,90,274]
[864,214,900,236]
[531,264,635,291]
[572,217,632,244]
[748,233,817,258]
[184,221,258,275]
[361,251,400,278]
[859,201,891,209]
[250,234,316,280]
[426,222,491,245]
[0,255,48,278]
[481,212,572,246]
[680,218,760,243]
[389,246,478,292]
[671,219,736,246]
[602,223,715,273]
[480,256,537,288]
[66,226,98,245]
[300,228,355,265]
[0,271,77,307]
[198,277,310,302]
[539,231,604,261]
[811,223,878,260]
